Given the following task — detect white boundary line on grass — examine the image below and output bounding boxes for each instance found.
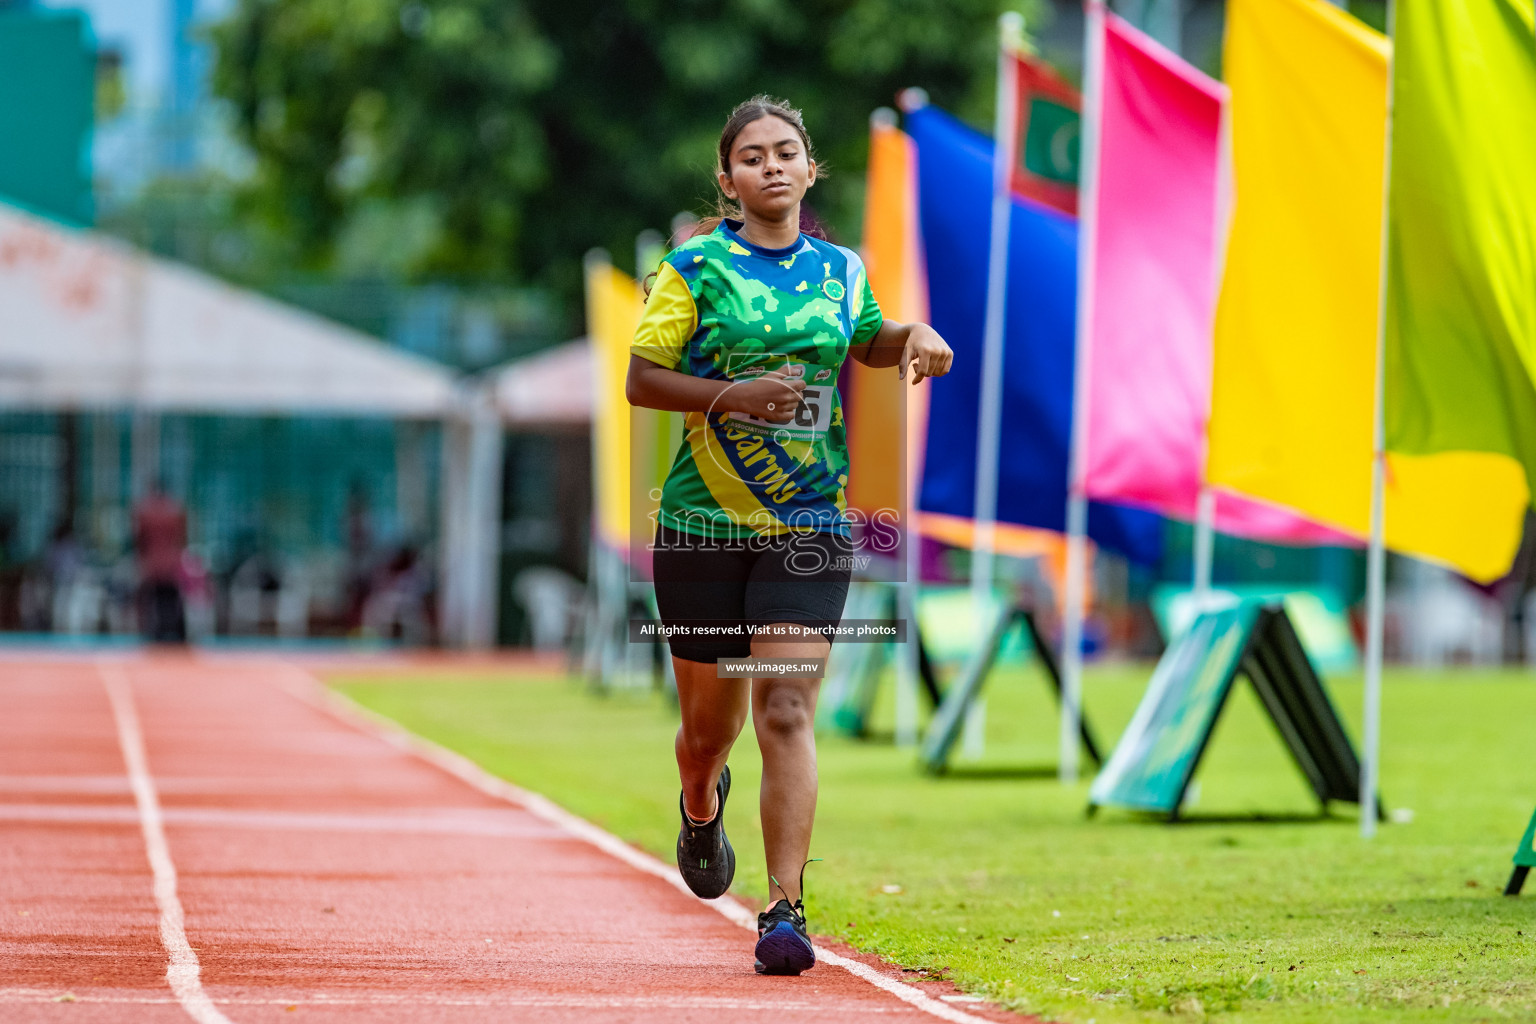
[99,663,238,1024]
[277,666,1000,1024]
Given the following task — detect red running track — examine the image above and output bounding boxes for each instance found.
[0,655,1031,1023]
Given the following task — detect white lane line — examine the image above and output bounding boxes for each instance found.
[0,989,909,1010]
[0,802,569,838]
[280,667,1003,1024]
[0,773,408,794]
[99,664,237,1024]
[0,774,137,793]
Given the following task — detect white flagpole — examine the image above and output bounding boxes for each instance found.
[1192,486,1215,599]
[1361,0,1399,841]
[1361,380,1386,839]
[1061,0,1107,786]
[896,88,930,749]
[972,11,1025,612]
[1194,90,1234,609]
[966,12,1026,759]
[897,538,921,748]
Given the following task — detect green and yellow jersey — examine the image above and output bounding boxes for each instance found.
[631,220,883,540]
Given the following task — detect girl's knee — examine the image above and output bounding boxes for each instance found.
[679,727,733,763]
[758,685,814,741]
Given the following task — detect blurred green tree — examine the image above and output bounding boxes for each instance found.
[212,0,1034,321]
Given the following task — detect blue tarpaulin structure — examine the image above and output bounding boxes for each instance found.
[908,105,1163,565]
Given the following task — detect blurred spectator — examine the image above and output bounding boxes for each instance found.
[362,544,431,644]
[44,519,92,633]
[512,565,583,651]
[0,508,15,571]
[228,546,282,636]
[0,509,19,629]
[344,479,374,630]
[180,550,215,640]
[103,553,139,636]
[134,481,188,643]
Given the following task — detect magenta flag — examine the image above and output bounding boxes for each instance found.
[1082,11,1346,543]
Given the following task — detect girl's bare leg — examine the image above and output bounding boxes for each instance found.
[750,624,829,907]
[673,657,750,821]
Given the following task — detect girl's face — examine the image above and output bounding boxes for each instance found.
[718,115,817,222]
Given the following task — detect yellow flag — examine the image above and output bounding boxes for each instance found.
[1211,0,1529,582]
[585,259,646,553]
[1207,0,1388,546]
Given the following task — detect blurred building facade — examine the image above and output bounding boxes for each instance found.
[0,4,94,224]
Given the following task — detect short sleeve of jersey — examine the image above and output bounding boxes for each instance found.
[849,265,883,347]
[630,260,698,370]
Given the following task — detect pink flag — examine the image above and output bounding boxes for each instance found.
[1082,10,1347,543]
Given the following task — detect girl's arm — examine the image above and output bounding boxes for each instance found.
[848,319,954,382]
[625,355,806,423]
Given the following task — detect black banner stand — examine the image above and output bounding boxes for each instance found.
[918,601,1103,775]
[1504,807,1536,895]
[1088,602,1383,821]
[827,586,943,738]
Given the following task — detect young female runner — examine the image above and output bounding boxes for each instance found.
[625,95,953,976]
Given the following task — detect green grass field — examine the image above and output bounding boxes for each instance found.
[329,661,1536,1023]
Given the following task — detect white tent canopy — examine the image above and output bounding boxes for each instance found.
[0,203,512,649]
[0,203,457,416]
[489,338,591,426]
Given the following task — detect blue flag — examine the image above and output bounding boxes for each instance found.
[909,105,1163,565]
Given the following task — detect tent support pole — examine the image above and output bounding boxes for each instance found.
[439,393,504,650]
[463,396,504,649]
[131,411,159,501]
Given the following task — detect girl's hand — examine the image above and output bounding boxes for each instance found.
[728,368,806,423]
[900,323,954,383]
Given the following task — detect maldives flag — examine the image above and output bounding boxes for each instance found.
[1010,52,1080,216]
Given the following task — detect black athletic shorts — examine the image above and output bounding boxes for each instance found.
[651,522,854,664]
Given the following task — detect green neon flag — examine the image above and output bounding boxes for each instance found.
[1384,0,1536,583]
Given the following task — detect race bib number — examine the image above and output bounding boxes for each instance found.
[726,386,833,439]
[723,362,833,440]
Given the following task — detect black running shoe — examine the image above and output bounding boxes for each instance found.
[676,764,734,899]
[755,898,815,976]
